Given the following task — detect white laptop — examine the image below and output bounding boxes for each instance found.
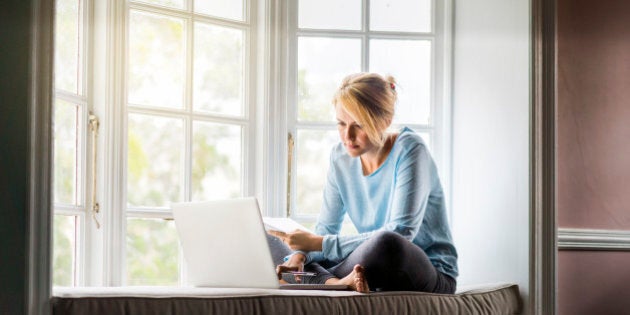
[171,197,348,290]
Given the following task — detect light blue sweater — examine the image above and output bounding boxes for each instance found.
[304,127,458,279]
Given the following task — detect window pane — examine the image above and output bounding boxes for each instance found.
[295,129,339,215]
[298,0,361,30]
[126,218,180,285]
[55,0,80,94]
[127,114,184,207]
[298,37,361,122]
[370,0,431,32]
[193,23,244,116]
[129,11,185,109]
[192,122,242,200]
[416,131,431,151]
[370,39,432,125]
[53,214,76,287]
[54,99,80,205]
[195,0,244,21]
[131,0,184,9]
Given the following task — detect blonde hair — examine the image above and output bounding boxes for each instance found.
[333,72,397,147]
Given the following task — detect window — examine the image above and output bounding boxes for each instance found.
[287,0,449,230]
[53,0,89,287]
[123,0,254,285]
[52,0,450,287]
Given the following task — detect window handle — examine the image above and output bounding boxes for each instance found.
[89,113,101,229]
[287,132,294,218]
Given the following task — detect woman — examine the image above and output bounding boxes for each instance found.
[268,72,458,293]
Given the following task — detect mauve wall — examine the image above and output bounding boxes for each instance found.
[557,0,630,314]
[558,251,630,315]
[557,0,630,230]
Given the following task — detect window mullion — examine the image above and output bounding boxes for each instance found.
[75,94,89,286]
[363,0,370,74]
[281,0,297,218]
[126,208,174,219]
[99,0,128,287]
[244,10,254,198]
[434,0,454,223]
[184,112,193,203]
[182,0,193,288]
[185,15,194,203]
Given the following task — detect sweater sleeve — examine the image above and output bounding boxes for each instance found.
[320,141,434,263]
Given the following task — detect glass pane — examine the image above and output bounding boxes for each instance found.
[192,122,242,200]
[129,11,185,109]
[193,23,244,116]
[295,129,339,215]
[53,214,76,286]
[417,131,431,151]
[126,218,180,285]
[370,39,432,125]
[298,0,361,30]
[195,0,244,21]
[370,0,431,32]
[298,37,361,122]
[55,0,80,94]
[131,0,184,9]
[127,114,184,207]
[54,99,80,205]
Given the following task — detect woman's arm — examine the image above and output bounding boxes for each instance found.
[281,150,346,264]
[269,229,323,251]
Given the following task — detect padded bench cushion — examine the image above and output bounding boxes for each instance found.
[52,283,521,315]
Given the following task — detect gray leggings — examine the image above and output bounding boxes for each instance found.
[267,230,456,294]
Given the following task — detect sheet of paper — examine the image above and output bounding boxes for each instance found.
[262,217,312,233]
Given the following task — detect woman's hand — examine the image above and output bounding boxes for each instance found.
[268,230,323,251]
[275,252,306,282]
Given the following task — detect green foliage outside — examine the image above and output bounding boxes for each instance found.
[127,114,183,207]
[53,215,74,286]
[53,100,77,205]
[191,125,240,200]
[193,23,243,115]
[55,0,78,93]
[126,218,179,285]
[297,69,336,122]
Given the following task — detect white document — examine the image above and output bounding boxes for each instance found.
[262,217,312,233]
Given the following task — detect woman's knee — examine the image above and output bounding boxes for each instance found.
[367,231,407,255]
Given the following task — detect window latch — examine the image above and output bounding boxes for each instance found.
[89,113,101,229]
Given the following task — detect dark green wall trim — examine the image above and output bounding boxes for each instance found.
[0,0,54,314]
[0,1,34,314]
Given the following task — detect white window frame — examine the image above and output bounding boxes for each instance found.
[53,0,94,287]
[56,0,453,286]
[98,0,260,286]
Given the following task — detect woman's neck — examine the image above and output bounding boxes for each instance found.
[360,133,397,176]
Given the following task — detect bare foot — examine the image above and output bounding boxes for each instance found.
[352,265,369,293]
[329,264,369,293]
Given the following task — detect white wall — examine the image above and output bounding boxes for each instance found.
[451,0,530,310]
